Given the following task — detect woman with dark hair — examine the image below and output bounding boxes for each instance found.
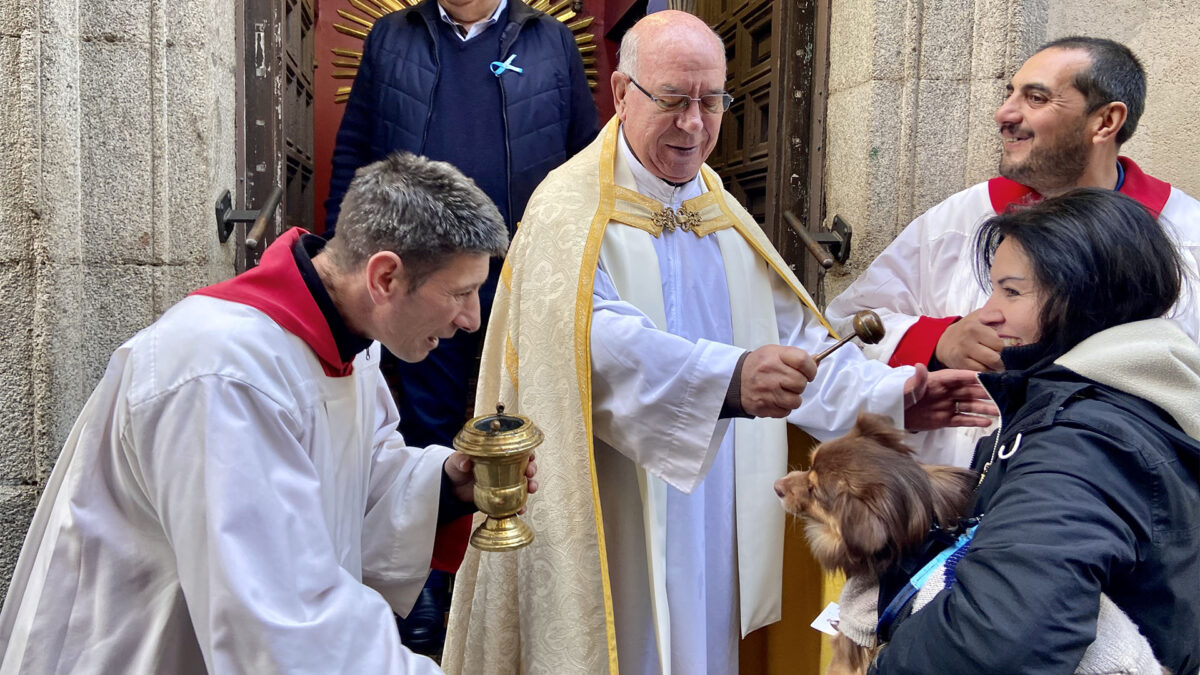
[871,188,1200,674]
[972,187,1184,355]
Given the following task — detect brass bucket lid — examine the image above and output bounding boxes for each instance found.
[453,404,544,458]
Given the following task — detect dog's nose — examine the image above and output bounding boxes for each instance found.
[773,480,784,498]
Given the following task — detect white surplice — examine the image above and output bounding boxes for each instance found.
[0,295,449,674]
[588,130,911,674]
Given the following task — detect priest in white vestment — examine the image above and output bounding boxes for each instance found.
[0,154,535,674]
[443,11,994,675]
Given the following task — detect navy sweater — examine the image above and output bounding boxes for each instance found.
[423,18,509,223]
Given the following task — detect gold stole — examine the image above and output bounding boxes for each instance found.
[610,185,737,238]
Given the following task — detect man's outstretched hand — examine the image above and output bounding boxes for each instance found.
[903,364,998,431]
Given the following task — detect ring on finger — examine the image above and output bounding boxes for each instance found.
[954,400,961,415]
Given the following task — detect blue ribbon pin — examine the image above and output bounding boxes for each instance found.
[490,54,524,77]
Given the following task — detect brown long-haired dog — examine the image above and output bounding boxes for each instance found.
[773,412,977,674]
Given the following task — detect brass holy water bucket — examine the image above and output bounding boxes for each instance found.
[453,404,541,552]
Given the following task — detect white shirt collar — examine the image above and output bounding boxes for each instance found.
[617,125,706,208]
[437,0,508,42]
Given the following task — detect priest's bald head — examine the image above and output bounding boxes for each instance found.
[611,11,731,184]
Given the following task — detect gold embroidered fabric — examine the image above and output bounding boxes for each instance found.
[609,186,735,238]
[443,121,621,675]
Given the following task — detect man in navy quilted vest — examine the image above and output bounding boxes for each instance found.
[323,0,597,654]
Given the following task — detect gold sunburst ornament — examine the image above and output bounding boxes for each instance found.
[330,0,598,103]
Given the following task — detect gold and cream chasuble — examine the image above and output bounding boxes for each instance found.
[444,118,909,674]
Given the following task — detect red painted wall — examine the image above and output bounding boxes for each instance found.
[595,0,641,119]
[312,0,367,233]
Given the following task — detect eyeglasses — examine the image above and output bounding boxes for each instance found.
[626,74,733,115]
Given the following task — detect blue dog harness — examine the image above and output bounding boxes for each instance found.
[876,524,978,635]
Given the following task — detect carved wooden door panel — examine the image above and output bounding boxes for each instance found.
[697,0,828,302]
[236,0,317,272]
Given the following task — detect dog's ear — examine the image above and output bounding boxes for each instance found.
[834,488,891,576]
[851,412,914,456]
[924,465,979,526]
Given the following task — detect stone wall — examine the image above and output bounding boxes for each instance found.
[823,0,1200,299]
[0,0,237,599]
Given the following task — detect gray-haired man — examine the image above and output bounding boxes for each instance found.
[0,152,535,673]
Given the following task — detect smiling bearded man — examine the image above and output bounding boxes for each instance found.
[827,36,1200,468]
[442,10,995,675]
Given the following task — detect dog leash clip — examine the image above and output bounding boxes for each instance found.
[929,515,979,543]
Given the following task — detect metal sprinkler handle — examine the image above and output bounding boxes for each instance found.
[812,310,885,363]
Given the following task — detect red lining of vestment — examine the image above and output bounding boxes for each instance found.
[192,227,352,378]
[987,156,1171,216]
